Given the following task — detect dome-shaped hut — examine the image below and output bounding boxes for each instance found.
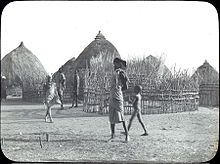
[191,60,219,106]
[1,42,48,101]
[54,31,121,102]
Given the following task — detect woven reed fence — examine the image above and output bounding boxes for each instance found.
[83,66,199,115]
[83,88,199,115]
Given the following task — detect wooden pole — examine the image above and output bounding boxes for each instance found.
[39,137,42,148]
[46,133,49,142]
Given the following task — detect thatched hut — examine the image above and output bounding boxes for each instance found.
[54,31,121,102]
[191,60,219,106]
[191,60,219,85]
[1,42,48,101]
[125,55,172,90]
[73,31,120,70]
[56,31,120,76]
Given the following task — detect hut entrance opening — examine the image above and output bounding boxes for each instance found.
[7,85,23,100]
[6,75,23,100]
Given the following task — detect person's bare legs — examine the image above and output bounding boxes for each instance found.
[127,112,136,131]
[70,94,78,108]
[69,95,75,108]
[47,103,53,123]
[122,121,130,142]
[137,113,148,136]
[47,104,53,123]
[45,102,50,122]
[107,124,115,142]
[58,91,64,110]
[45,108,49,122]
[75,94,78,107]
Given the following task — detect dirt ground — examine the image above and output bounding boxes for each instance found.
[1,99,219,163]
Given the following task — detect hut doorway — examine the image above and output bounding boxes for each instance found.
[6,85,23,100]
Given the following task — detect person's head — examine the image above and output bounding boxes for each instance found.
[113,58,127,70]
[134,85,142,94]
[1,76,6,80]
[74,69,78,75]
[58,67,63,73]
[46,75,52,82]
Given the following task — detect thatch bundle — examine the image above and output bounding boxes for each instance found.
[191,60,219,85]
[1,42,48,97]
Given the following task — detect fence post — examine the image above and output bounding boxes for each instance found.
[46,133,49,142]
[39,136,42,148]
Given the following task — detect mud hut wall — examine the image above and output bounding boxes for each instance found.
[199,83,219,106]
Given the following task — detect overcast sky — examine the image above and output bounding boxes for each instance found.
[1,1,219,75]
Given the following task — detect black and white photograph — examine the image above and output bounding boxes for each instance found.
[1,1,219,163]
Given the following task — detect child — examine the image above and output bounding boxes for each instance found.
[127,85,148,136]
[43,75,61,123]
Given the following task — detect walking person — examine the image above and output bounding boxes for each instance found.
[108,57,130,143]
[69,70,80,108]
[127,85,149,136]
[56,68,66,110]
[43,75,61,123]
[1,76,7,101]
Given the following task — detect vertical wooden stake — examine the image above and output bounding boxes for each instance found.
[46,133,49,142]
[39,137,42,148]
[1,138,4,146]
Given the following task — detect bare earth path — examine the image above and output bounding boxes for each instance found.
[1,100,219,163]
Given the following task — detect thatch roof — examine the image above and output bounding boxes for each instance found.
[191,60,219,85]
[127,55,171,79]
[55,31,121,82]
[1,42,48,91]
[58,57,76,76]
[73,31,120,70]
[145,55,171,78]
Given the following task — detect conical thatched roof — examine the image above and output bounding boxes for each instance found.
[191,60,219,85]
[70,31,120,71]
[127,55,171,79]
[59,57,76,76]
[1,42,48,91]
[145,55,171,78]
[55,31,121,82]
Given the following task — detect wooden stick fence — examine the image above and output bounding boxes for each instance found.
[83,89,199,115]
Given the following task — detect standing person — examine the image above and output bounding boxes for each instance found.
[1,76,7,101]
[108,57,130,143]
[69,70,80,108]
[56,68,66,110]
[127,85,148,136]
[43,75,61,123]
